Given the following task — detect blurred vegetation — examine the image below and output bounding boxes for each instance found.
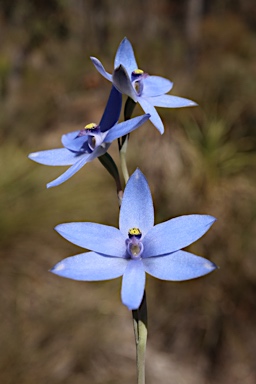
[1,0,256,383]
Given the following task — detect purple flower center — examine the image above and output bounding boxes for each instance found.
[78,123,100,136]
[126,228,144,260]
[131,69,148,96]
[77,123,104,151]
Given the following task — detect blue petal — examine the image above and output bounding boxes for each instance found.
[90,57,112,81]
[142,76,173,97]
[46,153,92,188]
[62,131,88,152]
[121,259,145,310]
[99,86,122,132]
[28,148,77,166]
[46,145,109,188]
[143,250,217,281]
[147,94,198,108]
[138,97,164,134]
[112,65,137,101]
[143,215,216,257]
[51,251,127,281]
[55,222,127,257]
[114,37,138,75]
[119,169,154,237]
[104,114,150,142]
[61,130,80,144]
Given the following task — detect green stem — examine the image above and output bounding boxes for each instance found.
[118,97,137,184]
[119,135,129,184]
[132,291,148,384]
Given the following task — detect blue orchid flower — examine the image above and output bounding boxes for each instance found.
[28,87,150,188]
[51,169,217,310]
[91,37,197,134]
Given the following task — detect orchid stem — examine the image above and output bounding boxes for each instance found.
[118,97,136,184]
[132,291,148,384]
[120,135,129,184]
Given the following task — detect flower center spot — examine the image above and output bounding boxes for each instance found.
[128,227,142,239]
[130,244,141,257]
[90,136,96,149]
[131,69,147,96]
[126,228,143,259]
[78,122,99,137]
[134,81,140,93]
[132,69,144,76]
[85,122,98,130]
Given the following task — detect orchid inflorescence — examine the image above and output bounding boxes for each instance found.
[29,37,217,383]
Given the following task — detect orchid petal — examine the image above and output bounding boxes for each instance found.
[55,222,127,257]
[61,130,81,145]
[90,57,112,81]
[46,153,92,188]
[148,94,198,108]
[143,215,216,257]
[114,37,138,75]
[28,148,77,166]
[119,169,154,237]
[121,259,145,310]
[104,114,150,143]
[143,250,217,281]
[112,65,137,101]
[138,97,164,134]
[61,131,89,152]
[46,143,109,188]
[99,86,122,132]
[51,251,127,281]
[143,76,173,97]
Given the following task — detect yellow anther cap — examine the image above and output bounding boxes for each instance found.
[128,227,142,236]
[84,123,98,130]
[133,69,144,75]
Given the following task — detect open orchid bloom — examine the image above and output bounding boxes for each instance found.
[91,38,197,134]
[51,169,217,310]
[29,87,150,188]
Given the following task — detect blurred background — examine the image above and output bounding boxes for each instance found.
[1,0,256,383]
